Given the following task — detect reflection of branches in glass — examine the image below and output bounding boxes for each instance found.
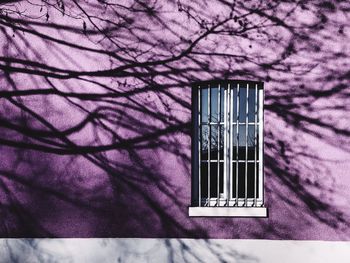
[248,128,255,147]
[0,0,349,239]
[201,125,224,153]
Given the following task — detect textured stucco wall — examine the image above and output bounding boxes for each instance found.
[0,0,349,239]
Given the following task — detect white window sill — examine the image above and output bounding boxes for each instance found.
[188,206,268,217]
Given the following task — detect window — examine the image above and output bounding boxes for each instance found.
[189,80,267,217]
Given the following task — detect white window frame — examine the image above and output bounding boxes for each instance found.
[189,80,267,217]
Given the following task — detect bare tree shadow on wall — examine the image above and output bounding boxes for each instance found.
[0,239,68,263]
[0,0,349,239]
[0,238,260,263]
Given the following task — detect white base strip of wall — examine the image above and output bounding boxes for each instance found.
[1,238,350,263]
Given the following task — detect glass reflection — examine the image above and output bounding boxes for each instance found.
[239,87,247,122]
[201,88,208,123]
[248,85,257,122]
[210,87,218,122]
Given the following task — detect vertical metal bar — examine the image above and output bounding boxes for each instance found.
[254,83,258,206]
[223,85,228,203]
[229,82,233,204]
[225,83,232,206]
[245,83,249,206]
[235,83,239,205]
[208,83,211,206]
[198,85,201,207]
[258,86,264,205]
[217,84,221,205]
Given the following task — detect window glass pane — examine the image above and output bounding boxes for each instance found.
[232,124,238,159]
[248,125,255,160]
[257,88,260,122]
[219,125,224,160]
[232,84,238,123]
[256,163,259,197]
[232,162,237,198]
[205,162,224,198]
[220,84,225,122]
[210,125,218,159]
[247,163,259,198]
[201,125,208,160]
[201,87,208,123]
[247,163,256,198]
[210,86,218,123]
[238,124,246,159]
[219,161,224,195]
[239,87,247,122]
[248,125,255,146]
[210,162,219,197]
[256,125,259,160]
[238,162,245,198]
[200,162,208,199]
[248,86,256,122]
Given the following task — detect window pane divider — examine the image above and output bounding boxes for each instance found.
[208,83,211,206]
[217,84,221,204]
[258,86,264,206]
[254,83,258,206]
[198,85,201,207]
[224,85,228,205]
[245,83,249,205]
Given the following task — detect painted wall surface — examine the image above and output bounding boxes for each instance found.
[0,0,349,239]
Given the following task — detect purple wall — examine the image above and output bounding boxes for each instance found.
[0,0,349,239]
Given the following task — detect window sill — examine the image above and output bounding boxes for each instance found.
[188,206,268,217]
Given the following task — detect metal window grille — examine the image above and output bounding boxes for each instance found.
[192,80,264,208]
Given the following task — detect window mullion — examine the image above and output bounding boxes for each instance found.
[235,83,239,205]
[228,83,233,206]
[254,83,258,206]
[198,85,201,207]
[223,85,228,203]
[217,84,221,205]
[245,83,249,206]
[258,86,264,205]
[208,83,211,206]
